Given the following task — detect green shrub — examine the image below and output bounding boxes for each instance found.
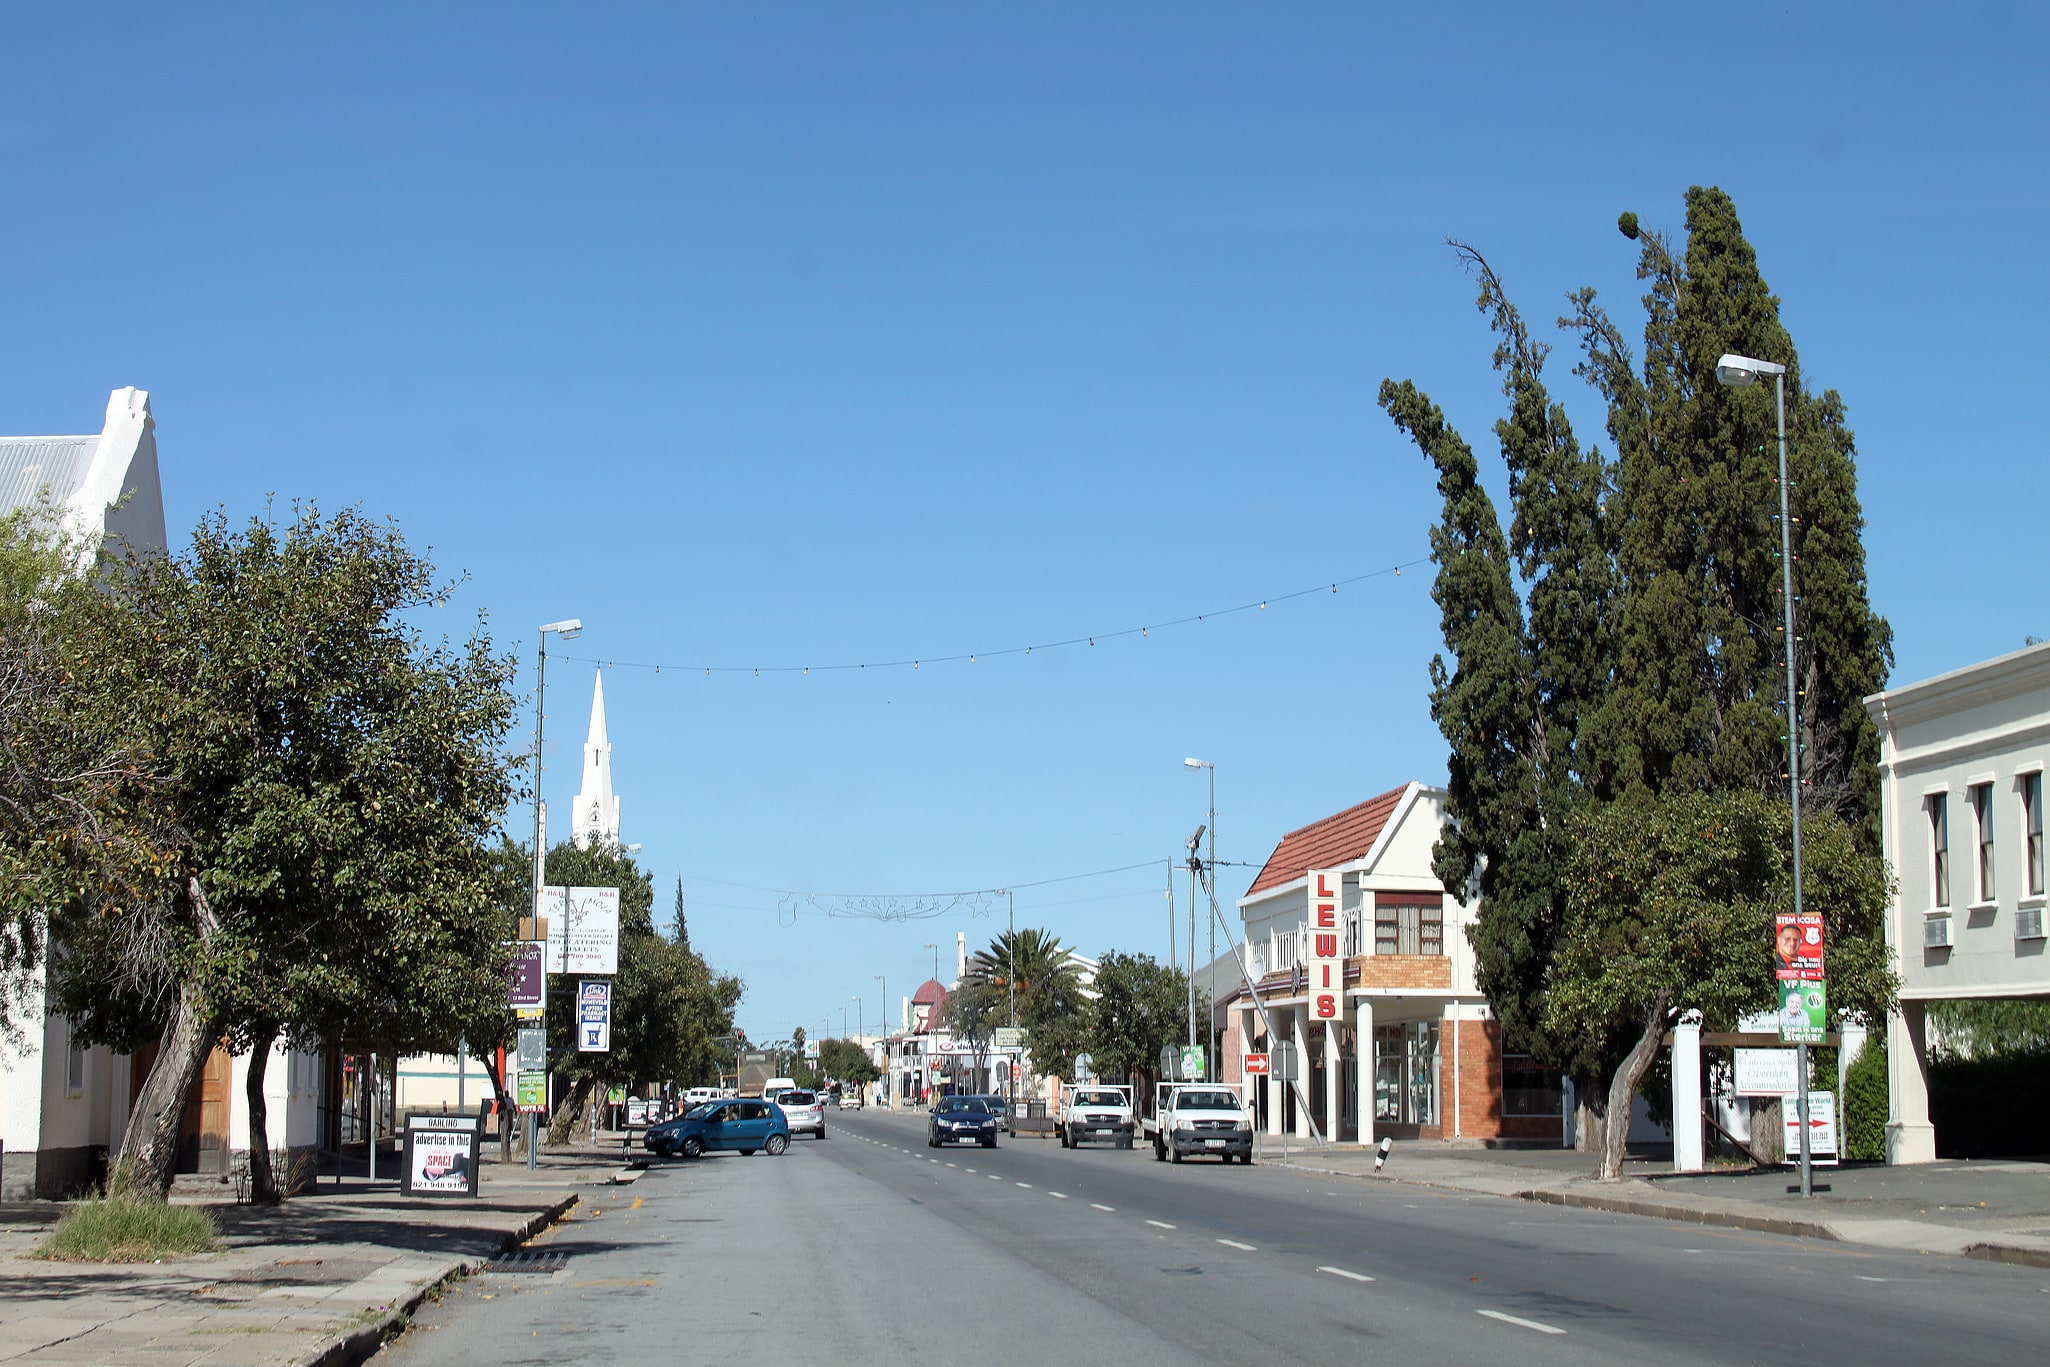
[1842,1035,1888,1161]
[35,1196,219,1262]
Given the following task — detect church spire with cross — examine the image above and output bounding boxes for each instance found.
[571,670,621,849]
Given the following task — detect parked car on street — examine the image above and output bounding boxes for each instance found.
[644,1098,791,1159]
[682,1086,721,1108]
[964,1094,1011,1134]
[777,1089,827,1139]
[927,1095,999,1148]
[837,1091,863,1109]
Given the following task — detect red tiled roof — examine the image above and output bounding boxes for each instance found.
[911,978,947,1005]
[1245,785,1411,895]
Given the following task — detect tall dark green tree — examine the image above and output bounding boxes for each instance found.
[1386,189,1895,1172]
[1085,951,1188,1113]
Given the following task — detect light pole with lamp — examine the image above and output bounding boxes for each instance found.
[1185,758,1215,1080]
[527,618,582,1170]
[1715,351,1815,1199]
[921,944,939,1104]
[995,889,1016,1029]
[874,974,887,1106]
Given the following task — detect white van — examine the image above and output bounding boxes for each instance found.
[762,1077,798,1101]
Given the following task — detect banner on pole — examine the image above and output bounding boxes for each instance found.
[577,979,613,1053]
[1307,869,1343,1020]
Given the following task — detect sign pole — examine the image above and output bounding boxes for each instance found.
[1796,1042,1811,1197]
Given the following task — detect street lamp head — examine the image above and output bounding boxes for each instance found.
[539,618,583,639]
[1714,353,1787,388]
[1184,757,1212,770]
[1186,823,1206,852]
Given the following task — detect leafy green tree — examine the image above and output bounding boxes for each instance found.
[819,1037,879,1087]
[1548,788,1892,1178]
[962,927,1086,1084]
[1085,951,1188,1113]
[1385,189,1896,1174]
[51,506,519,1200]
[540,840,742,1140]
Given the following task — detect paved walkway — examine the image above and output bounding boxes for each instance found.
[1260,1135,2050,1266]
[0,1143,635,1366]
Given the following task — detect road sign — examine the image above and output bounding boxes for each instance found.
[516,1027,546,1072]
[1272,1040,1299,1081]
[1244,1052,1270,1075]
[993,1027,1024,1048]
[1073,1052,1093,1081]
[577,979,612,1053]
[1781,1089,1840,1164]
[1010,1062,1021,1082]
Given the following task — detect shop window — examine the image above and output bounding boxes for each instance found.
[1374,893,1445,955]
[1372,1022,1440,1125]
[1502,1055,1563,1117]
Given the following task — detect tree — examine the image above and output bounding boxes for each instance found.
[1547,788,1892,1178]
[961,927,1086,1083]
[1085,951,1187,1113]
[1384,189,1897,1174]
[819,1037,879,1087]
[540,840,742,1141]
[0,505,173,1040]
[50,506,520,1200]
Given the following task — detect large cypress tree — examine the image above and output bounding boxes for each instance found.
[1386,189,1895,1174]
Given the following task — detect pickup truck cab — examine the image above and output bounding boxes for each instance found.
[1143,1083,1253,1164]
[1059,1085,1135,1149]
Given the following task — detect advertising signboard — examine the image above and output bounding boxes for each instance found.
[507,941,546,1018]
[577,979,612,1053]
[516,1070,547,1113]
[1775,911,1826,980]
[1781,1089,1839,1164]
[1178,1045,1206,1081]
[402,1115,481,1197]
[1777,979,1827,1044]
[993,1027,1024,1048]
[543,886,621,974]
[627,1097,648,1126]
[1734,1047,1800,1097]
[1307,868,1343,1021]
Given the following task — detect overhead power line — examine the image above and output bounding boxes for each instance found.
[555,556,1426,678]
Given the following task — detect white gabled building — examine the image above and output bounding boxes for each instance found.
[1866,642,2050,1164]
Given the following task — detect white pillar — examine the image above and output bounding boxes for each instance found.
[1838,1020,1869,1095]
[1264,1003,1282,1136]
[1323,1005,1341,1144]
[1887,1001,1937,1163]
[1292,1004,1312,1139]
[1355,998,1374,1149]
[1672,1009,1703,1173]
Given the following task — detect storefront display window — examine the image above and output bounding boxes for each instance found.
[1372,1021,1440,1125]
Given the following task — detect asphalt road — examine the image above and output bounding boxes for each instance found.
[389,1106,2050,1366]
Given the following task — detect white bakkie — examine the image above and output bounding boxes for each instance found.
[1058,1084,1136,1149]
[1141,1082,1253,1165]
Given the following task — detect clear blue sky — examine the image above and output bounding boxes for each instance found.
[4,4,2043,1045]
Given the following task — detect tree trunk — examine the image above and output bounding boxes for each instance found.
[479,1052,513,1162]
[243,1023,280,1203]
[1598,992,1671,1181]
[113,876,221,1199]
[546,1076,594,1145]
[1574,1075,1607,1172]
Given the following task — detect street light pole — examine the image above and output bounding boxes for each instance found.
[1186,758,1215,1080]
[996,889,1016,1029]
[1717,351,1812,1199]
[527,618,582,1171]
[874,974,886,1107]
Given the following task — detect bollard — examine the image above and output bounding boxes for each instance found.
[1373,1136,1393,1173]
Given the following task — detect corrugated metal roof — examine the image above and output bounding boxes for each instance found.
[0,436,97,517]
[1245,785,1410,895]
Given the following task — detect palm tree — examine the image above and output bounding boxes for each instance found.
[964,928,1084,1032]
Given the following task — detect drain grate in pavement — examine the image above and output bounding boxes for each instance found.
[484,1250,569,1274]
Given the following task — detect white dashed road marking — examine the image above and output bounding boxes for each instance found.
[1318,1266,1375,1283]
[1090,1203,1115,1212]
[1216,1239,1256,1251]
[1477,1309,1566,1336]
[1145,1219,1176,1230]
[1016,1182,1032,1188]
[1048,1192,1068,1199]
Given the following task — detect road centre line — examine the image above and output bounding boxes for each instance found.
[1216,1239,1257,1251]
[1477,1309,1566,1336]
[1317,1266,1375,1283]
[1048,1192,1068,1199]
[990,1175,1002,1181]
[1146,1219,1176,1230]
[1090,1203,1115,1211]
[1016,1182,1032,1188]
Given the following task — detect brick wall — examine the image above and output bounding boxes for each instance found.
[1349,955,1452,991]
[1431,1017,1561,1142]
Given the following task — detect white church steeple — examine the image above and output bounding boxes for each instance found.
[571,670,620,849]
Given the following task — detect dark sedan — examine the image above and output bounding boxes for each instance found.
[927,1095,998,1148]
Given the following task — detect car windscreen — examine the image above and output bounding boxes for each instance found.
[937,1099,990,1115]
[1075,1091,1124,1107]
[685,1103,719,1119]
[1176,1091,1239,1110]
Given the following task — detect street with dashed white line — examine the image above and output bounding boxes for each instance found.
[389,1106,2050,1366]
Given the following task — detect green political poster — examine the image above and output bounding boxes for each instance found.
[1777,979,1826,1044]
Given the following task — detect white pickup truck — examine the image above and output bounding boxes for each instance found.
[1142,1082,1253,1164]
[1058,1085,1135,1149]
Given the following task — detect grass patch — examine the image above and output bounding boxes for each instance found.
[35,1196,220,1262]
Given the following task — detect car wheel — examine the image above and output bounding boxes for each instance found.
[982,1136,996,1148]
[1118,1136,1133,1150]
[1058,1126,1068,1148]
[681,1136,705,1160]
[1152,1137,1166,1162]
[1241,1153,1253,1166]
[818,1128,828,1140]
[765,1134,789,1156]
[1170,1143,1183,1164]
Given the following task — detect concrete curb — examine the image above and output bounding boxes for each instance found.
[1516,1188,1841,1242]
[1963,1240,2050,1270]
[289,1192,580,1367]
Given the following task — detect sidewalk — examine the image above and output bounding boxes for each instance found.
[1262,1136,2050,1267]
[0,1141,634,1367]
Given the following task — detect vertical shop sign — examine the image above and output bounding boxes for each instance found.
[1308,868,1343,1020]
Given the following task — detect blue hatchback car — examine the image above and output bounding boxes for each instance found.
[644,1098,791,1159]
